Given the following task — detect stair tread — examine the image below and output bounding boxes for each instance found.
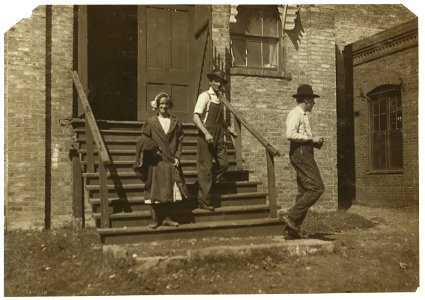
[83,169,248,177]
[81,158,238,165]
[76,138,233,144]
[220,191,268,199]
[89,196,146,203]
[71,118,196,127]
[92,204,271,219]
[79,149,235,155]
[86,183,145,190]
[85,180,260,187]
[97,217,282,234]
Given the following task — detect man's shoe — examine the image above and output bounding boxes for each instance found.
[199,204,215,211]
[280,215,300,232]
[284,230,301,240]
[148,222,160,229]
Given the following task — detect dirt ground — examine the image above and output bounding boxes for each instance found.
[3,204,420,295]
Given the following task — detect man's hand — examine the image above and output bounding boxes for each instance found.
[205,133,213,144]
[312,137,324,149]
[173,158,180,167]
[227,127,238,138]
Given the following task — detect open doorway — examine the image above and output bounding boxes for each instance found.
[87,5,138,120]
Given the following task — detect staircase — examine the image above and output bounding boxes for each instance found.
[71,119,283,244]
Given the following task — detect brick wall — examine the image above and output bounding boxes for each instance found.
[5,6,47,229]
[50,6,74,226]
[351,20,418,207]
[5,5,75,229]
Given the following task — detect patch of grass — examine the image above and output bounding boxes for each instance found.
[302,211,374,233]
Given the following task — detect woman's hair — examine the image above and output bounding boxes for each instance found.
[154,92,173,109]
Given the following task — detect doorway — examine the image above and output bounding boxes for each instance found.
[87,5,138,120]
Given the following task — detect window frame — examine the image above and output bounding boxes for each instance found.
[229,5,284,73]
[368,85,403,173]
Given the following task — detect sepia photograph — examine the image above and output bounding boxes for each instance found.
[2,0,421,296]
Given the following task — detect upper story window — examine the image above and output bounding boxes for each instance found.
[230,6,281,69]
[368,85,403,171]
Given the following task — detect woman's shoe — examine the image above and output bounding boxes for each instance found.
[162,219,179,227]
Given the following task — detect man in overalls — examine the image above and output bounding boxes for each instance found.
[193,69,237,211]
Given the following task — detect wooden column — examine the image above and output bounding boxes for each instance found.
[235,118,243,169]
[71,148,84,227]
[266,150,278,218]
[99,162,110,228]
[85,121,95,173]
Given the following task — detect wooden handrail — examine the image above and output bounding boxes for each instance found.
[72,71,111,165]
[220,95,281,157]
[72,70,111,228]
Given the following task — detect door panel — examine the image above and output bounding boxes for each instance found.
[138,5,195,121]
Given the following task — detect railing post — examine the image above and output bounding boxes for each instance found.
[85,118,95,173]
[71,148,84,228]
[266,150,278,218]
[235,118,243,170]
[99,162,110,228]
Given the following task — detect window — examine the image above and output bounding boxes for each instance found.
[368,85,403,171]
[230,6,281,69]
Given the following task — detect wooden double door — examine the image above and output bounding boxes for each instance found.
[80,5,211,122]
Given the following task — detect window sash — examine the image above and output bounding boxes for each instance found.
[231,36,279,68]
[370,90,403,171]
[230,5,281,70]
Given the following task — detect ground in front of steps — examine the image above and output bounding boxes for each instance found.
[3,204,419,295]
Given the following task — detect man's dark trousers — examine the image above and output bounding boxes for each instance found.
[197,128,228,206]
[287,143,324,227]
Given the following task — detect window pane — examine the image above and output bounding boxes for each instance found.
[380,114,387,131]
[231,14,249,34]
[397,112,402,129]
[232,39,247,66]
[380,100,387,114]
[245,12,262,35]
[263,8,278,36]
[372,132,386,169]
[390,97,397,112]
[373,102,379,115]
[263,41,278,68]
[390,112,397,130]
[247,40,262,67]
[374,115,380,131]
[389,130,403,169]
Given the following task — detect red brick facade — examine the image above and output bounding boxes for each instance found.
[4,5,417,228]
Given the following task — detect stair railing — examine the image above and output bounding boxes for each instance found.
[221,95,281,218]
[72,71,111,228]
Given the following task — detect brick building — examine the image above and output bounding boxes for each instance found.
[4,5,417,232]
[345,19,418,207]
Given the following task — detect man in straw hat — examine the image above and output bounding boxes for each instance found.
[193,69,237,211]
[280,84,325,239]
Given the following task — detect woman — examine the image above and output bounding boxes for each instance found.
[137,92,188,228]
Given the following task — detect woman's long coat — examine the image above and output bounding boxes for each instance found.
[141,115,188,202]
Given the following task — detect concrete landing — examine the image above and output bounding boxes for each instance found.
[104,236,334,272]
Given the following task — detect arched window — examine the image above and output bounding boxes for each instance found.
[230,5,281,69]
[368,85,403,170]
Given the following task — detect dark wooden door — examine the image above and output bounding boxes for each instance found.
[138,5,196,122]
